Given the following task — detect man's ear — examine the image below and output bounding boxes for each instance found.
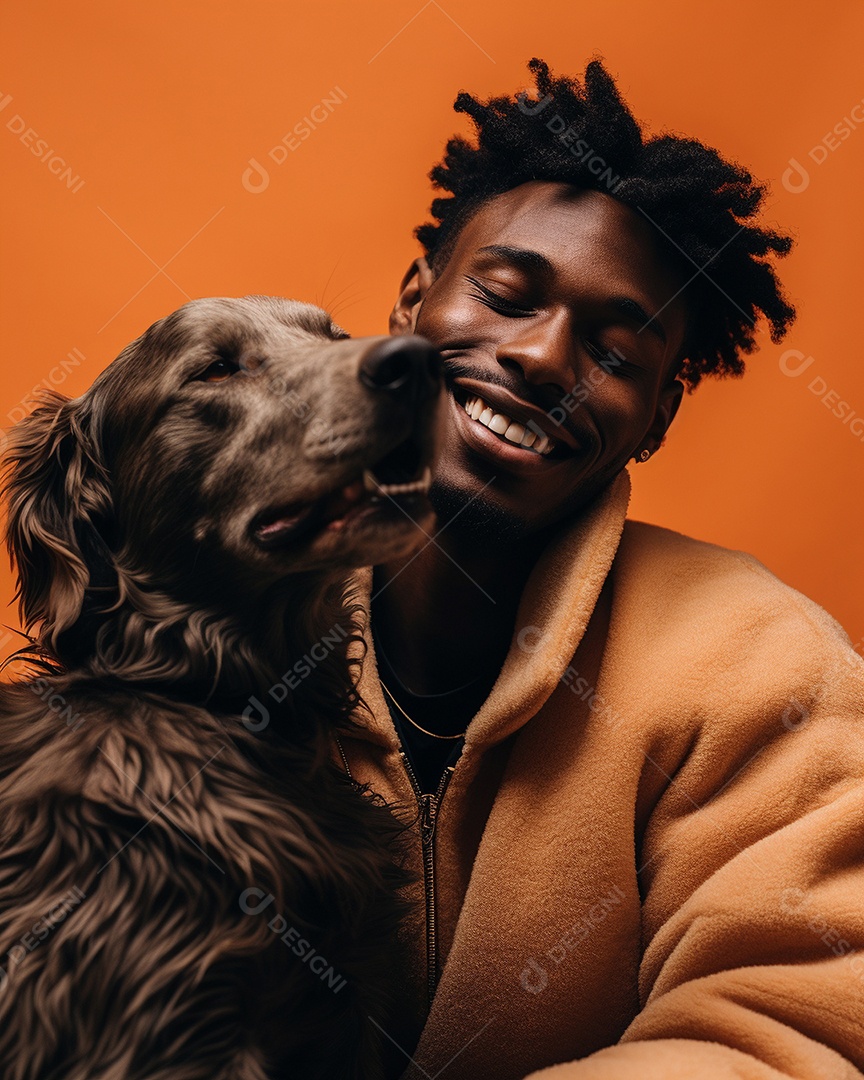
[643,377,685,457]
[389,257,434,335]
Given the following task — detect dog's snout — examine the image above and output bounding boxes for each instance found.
[359,336,441,403]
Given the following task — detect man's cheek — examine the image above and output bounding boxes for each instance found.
[588,403,640,462]
[418,290,489,344]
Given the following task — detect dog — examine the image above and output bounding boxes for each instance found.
[0,295,442,1079]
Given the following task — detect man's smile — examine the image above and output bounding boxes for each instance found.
[448,377,586,477]
[461,391,556,453]
[452,376,583,454]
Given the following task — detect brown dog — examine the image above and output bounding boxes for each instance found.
[0,296,442,1079]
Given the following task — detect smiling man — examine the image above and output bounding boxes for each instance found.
[333,59,864,1079]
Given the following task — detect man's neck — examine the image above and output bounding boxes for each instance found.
[371,526,552,707]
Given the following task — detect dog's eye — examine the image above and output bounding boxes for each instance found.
[195,359,240,382]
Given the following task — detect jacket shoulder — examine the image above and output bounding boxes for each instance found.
[615,518,857,660]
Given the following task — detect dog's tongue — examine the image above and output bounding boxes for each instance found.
[257,509,310,538]
[254,480,366,546]
[255,501,319,545]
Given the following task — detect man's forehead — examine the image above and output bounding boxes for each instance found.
[459,182,657,263]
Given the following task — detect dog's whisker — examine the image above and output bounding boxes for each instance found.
[323,279,360,310]
[317,256,343,312]
[328,291,366,320]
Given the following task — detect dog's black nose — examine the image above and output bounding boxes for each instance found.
[359,336,441,403]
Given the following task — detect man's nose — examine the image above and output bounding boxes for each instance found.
[494,310,578,388]
[359,336,441,406]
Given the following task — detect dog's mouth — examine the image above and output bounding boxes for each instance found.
[250,436,432,550]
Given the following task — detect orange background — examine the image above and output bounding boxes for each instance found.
[1,0,862,654]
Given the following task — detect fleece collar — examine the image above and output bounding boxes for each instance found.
[346,467,632,752]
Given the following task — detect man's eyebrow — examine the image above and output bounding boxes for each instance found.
[475,245,555,276]
[612,296,667,344]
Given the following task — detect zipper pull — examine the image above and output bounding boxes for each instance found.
[420,793,437,846]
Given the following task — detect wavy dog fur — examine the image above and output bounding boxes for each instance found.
[0,296,441,1079]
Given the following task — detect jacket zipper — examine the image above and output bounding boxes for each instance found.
[333,732,456,1008]
[399,749,455,1009]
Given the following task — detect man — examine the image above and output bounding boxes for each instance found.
[334,58,864,1079]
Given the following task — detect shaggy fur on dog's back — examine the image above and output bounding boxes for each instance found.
[0,672,408,1079]
[0,296,442,1079]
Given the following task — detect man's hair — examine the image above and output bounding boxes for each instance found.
[415,58,795,390]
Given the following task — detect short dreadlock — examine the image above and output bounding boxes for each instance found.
[415,58,796,390]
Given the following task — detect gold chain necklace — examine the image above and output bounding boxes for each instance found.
[379,677,467,740]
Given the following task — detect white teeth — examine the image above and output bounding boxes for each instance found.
[460,393,556,455]
[363,465,431,497]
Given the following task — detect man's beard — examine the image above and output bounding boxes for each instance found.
[428,474,533,545]
[428,460,624,549]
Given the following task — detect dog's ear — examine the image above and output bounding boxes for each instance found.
[1,389,116,663]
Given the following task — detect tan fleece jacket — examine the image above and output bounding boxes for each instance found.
[333,467,864,1080]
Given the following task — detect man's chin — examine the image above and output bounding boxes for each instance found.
[427,457,627,547]
[428,475,535,544]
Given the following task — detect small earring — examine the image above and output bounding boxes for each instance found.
[637,448,651,462]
